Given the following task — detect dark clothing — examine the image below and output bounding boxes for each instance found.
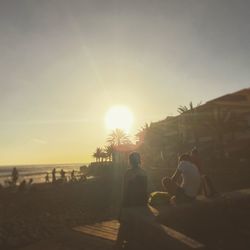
[122,167,148,207]
[175,187,195,204]
[201,175,218,197]
[116,167,148,249]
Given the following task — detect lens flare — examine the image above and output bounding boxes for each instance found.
[105,106,134,132]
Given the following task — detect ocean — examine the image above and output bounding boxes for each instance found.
[0,163,88,185]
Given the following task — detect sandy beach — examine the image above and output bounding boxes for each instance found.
[1,159,250,249]
[0,178,116,249]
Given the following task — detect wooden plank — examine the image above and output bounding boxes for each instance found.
[98,220,120,228]
[80,226,116,239]
[160,224,205,249]
[74,226,117,241]
[101,220,119,225]
[100,220,120,229]
[99,224,119,231]
[82,225,118,234]
[98,224,119,231]
[123,206,205,249]
[73,221,119,242]
[74,225,117,237]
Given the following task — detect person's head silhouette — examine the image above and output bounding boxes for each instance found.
[129,152,141,168]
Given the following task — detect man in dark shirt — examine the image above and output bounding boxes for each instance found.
[116,152,148,249]
[122,152,148,207]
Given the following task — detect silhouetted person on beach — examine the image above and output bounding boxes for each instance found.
[18,180,26,191]
[52,168,56,183]
[45,173,49,183]
[116,152,148,249]
[11,167,19,185]
[122,152,148,207]
[71,170,76,181]
[162,154,201,204]
[60,169,66,182]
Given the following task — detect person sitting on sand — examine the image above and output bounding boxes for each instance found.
[80,174,87,182]
[162,154,201,204]
[18,180,26,191]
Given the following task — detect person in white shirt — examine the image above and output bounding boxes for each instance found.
[162,154,201,204]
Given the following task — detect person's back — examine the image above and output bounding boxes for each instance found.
[123,167,147,207]
[178,160,201,198]
[117,152,148,249]
[190,148,218,197]
[122,152,148,208]
[190,148,202,173]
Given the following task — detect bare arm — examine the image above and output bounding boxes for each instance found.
[171,169,181,183]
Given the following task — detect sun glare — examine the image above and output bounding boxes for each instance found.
[105,106,134,133]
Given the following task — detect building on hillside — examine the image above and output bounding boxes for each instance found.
[203,88,250,156]
[141,88,250,158]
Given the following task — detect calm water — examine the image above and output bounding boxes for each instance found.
[0,163,88,185]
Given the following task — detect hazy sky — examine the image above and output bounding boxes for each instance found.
[1,0,250,165]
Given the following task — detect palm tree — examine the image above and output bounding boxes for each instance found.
[177,101,202,146]
[100,151,108,162]
[107,128,130,146]
[136,123,149,143]
[92,147,102,162]
[177,105,189,114]
[177,101,202,114]
[92,152,98,162]
[105,144,115,162]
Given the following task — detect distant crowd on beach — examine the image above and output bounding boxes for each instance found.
[1,167,87,189]
[45,168,87,183]
[1,167,34,191]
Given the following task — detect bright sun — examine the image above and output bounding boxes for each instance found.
[105,106,134,133]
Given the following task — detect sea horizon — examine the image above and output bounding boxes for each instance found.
[0,162,89,184]
[0,162,89,168]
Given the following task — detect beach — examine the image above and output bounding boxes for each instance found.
[1,158,250,249]
[0,164,86,185]
[0,177,115,249]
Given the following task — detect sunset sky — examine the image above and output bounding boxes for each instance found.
[1,0,250,165]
